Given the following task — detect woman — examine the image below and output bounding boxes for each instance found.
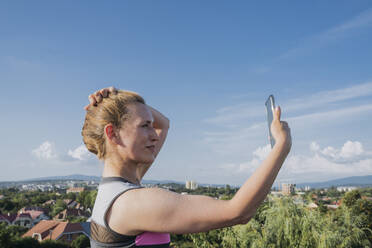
[83,87,291,248]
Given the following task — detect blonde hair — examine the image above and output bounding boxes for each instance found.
[81,90,145,160]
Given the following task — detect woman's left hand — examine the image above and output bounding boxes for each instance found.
[84,86,118,110]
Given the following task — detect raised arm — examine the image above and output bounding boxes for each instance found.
[107,106,291,235]
[138,105,169,178]
[230,106,291,222]
[147,105,169,158]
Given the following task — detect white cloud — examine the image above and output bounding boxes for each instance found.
[32,142,94,163]
[329,8,372,34]
[253,144,271,160]
[310,141,320,152]
[32,141,58,160]
[340,141,364,158]
[203,102,263,125]
[312,140,365,161]
[280,8,372,59]
[321,146,339,159]
[219,144,272,174]
[68,145,92,161]
[203,101,372,157]
[288,104,372,126]
[203,82,372,129]
[284,82,372,112]
[219,141,372,183]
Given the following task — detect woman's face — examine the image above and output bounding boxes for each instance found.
[116,103,159,164]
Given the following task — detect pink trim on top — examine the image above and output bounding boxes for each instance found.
[135,231,170,245]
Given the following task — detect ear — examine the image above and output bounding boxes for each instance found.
[104,124,121,145]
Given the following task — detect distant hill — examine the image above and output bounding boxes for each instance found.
[23,174,101,182]
[296,175,372,189]
[5,174,371,189]
[17,174,185,185]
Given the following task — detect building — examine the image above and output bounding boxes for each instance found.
[0,212,17,225]
[185,180,198,190]
[337,186,358,192]
[307,202,318,209]
[326,204,339,210]
[53,209,89,221]
[23,220,90,244]
[66,187,85,194]
[0,208,49,228]
[282,183,296,195]
[63,199,78,209]
[18,207,50,226]
[43,199,56,206]
[13,213,33,228]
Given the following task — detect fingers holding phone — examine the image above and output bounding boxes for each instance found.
[271,106,292,152]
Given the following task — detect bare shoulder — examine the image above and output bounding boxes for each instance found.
[106,187,179,235]
[106,186,241,235]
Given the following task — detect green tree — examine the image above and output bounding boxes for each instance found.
[12,237,40,248]
[0,198,16,212]
[4,224,28,237]
[40,240,69,248]
[343,189,361,207]
[71,234,90,248]
[51,199,67,217]
[0,224,13,248]
[64,192,77,201]
[188,229,223,247]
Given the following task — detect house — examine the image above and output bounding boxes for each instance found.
[326,204,339,210]
[321,196,332,202]
[13,213,33,228]
[307,202,318,209]
[18,207,50,226]
[331,199,342,206]
[42,199,56,206]
[66,187,85,194]
[362,196,372,201]
[22,220,90,244]
[53,209,89,221]
[63,199,78,209]
[0,212,17,225]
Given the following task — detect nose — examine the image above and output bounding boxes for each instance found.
[150,128,159,142]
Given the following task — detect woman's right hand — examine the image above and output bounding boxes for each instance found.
[84,86,118,110]
[270,106,292,153]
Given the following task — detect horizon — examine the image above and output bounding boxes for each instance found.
[1,1,372,185]
[2,174,372,188]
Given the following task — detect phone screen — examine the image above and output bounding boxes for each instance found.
[265,95,276,148]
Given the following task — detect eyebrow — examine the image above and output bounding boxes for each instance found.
[141,120,153,125]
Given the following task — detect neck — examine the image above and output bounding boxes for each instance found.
[102,155,144,185]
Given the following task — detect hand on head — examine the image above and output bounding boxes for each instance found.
[84,87,118,110]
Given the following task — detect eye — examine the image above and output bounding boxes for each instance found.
[142,123,150,128]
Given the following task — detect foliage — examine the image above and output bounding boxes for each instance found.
[70,234,90,248]
[76,190,97,210]
[12,237,40,248]
[51,199,67,217]
[68,216,88,223]
[40,239,69,248]
[343,189,362,207]
[174,196,372,248]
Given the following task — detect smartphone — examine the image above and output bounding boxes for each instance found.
[265,95,276,148]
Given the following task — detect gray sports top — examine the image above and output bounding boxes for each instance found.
[90,177,171,248]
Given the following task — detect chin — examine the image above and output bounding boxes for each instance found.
[137,156,155,164]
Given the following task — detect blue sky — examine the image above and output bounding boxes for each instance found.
[1,1,372,185]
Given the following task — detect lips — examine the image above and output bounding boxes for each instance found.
[146,145,155,152]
